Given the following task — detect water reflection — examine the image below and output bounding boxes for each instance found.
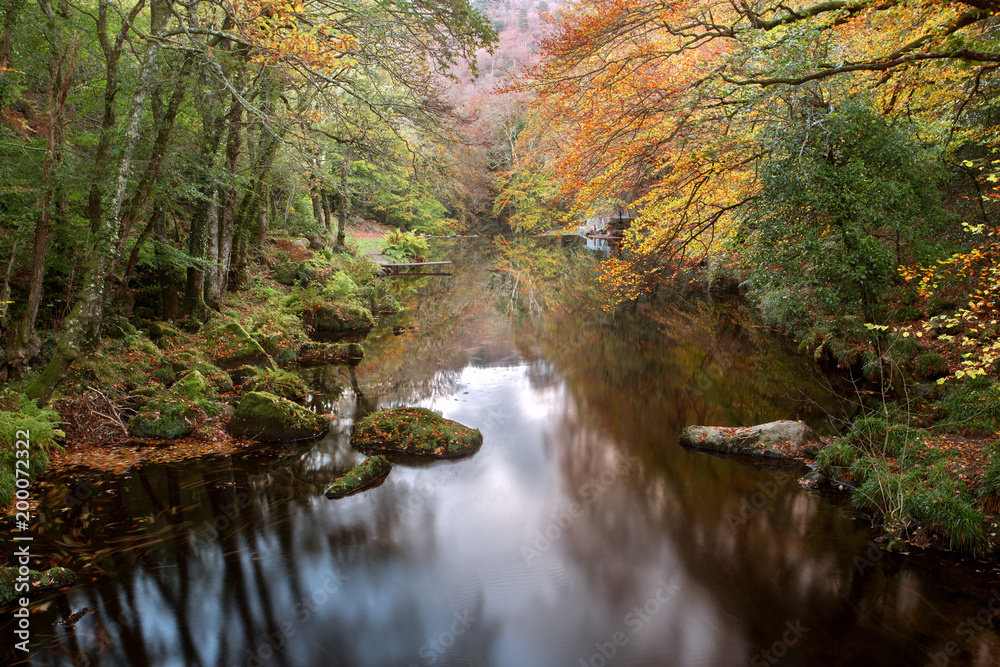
[4,239,999,667]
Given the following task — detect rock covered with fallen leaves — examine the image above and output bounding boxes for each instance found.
[324,455,393,499]
[206,320,274,369]
[228,391,328,442]
[352,407,483,458]
[679,420,821,459]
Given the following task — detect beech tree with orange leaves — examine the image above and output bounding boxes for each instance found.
[508,0,1000,305]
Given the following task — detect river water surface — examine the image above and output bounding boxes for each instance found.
[4,238,1000,667]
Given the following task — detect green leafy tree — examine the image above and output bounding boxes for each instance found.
[737,99,947,362]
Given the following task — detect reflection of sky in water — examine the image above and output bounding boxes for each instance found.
[46,361,740,667]
[13,243,1000,666]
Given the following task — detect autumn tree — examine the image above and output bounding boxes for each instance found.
[512,0,1000,301]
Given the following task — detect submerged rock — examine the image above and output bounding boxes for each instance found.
[0,566,75,604]
[352,407,483,458]
[324,455,393,499]
[679,420,821,459]
[228,391,327,442]
[206,320,274,369]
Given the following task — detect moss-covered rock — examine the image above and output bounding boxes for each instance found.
[307,302,375,332]
[129,370,220,439]
[171,369,215,402]
[148,321,182,346]
[228,391,327,442]
[129,395,202,439]
[297,341,365,363]
[104,315,140,340]
[352,407,483,458]
[1,566,75,604]
[206,321,274,369]
[324,455,392,499]
[239,367,310,402]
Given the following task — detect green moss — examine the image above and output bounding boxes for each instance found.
[147,321,186,348]
[128,370,220,439]
[129,395,202,439]
[307,302,375,332]
[228,391,327,442]
[240,367,310,403]
[171,370,215,402]
[247,309,308,363]
[352,407,483,458]
[324,455,392,499]
[297,341,365,362]
[0,566,75,604]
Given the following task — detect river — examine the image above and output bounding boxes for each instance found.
[3,238,999,666]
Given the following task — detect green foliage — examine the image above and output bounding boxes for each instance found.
[844,414,925,458]
[738,99,947,359]
[978,442,1000,508]
[935,376,1000,435]
[381,230,429,263]
[912,351,949,379]
[815,438,856,475]
[0,392,65,508]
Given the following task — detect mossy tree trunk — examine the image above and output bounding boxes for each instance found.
[336,148,351,247]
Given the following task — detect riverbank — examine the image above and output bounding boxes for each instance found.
[671,260,1000,560]
[0,221,411,516]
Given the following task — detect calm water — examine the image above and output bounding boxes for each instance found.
[4,239,1000,667]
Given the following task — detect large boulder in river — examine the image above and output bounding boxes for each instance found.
[324,455,393,499]
[308,302,375,332]
[206,321,274,369]
[679,420,821,459]
[352,407,483,458]
[229,391,327,442]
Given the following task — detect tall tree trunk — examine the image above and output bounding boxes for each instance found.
[209,97,244,309]
[0,0,20,72]
[183,103,226,320]
[321,188,333,232]
[310,187,324,227]
[154,222,179,320]
[87,0,147,234]
[25,0,171,403]
[204,194,222,308]
[6,11,75,378]
[336,149,351,247]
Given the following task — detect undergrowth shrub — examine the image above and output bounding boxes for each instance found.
[978,441,1000,512]
[0,392,64,508]
[381,230,428,263]
[936,376,1000,435]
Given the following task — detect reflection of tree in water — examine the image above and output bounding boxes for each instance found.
[13,441,503,667]
[544,349,999,666]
